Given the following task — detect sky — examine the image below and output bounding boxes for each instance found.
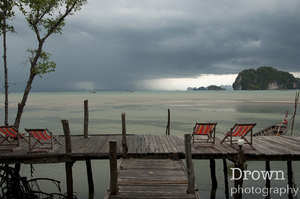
[1,0,300,91]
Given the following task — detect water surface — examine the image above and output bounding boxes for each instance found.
[0,90,299,198]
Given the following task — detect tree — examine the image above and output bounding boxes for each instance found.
[0,0,15,125]
[14,0,86,128]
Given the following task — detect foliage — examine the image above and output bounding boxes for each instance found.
[233,66,299,90]
[14,0,87,128]
[187,85,225,91]
[27,49,56,76]
[18,0,85,38]
[0,165,67,199]
[207,85,225,90]
[0,0,15,34]
[17,0,86,76]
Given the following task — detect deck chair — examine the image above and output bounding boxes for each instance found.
[220,123,256,145]
[25,128,61,152]
[0,126,21,148]
[192,123,217,143]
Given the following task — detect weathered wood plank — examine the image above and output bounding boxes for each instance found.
[2,135,300,164]
[109,158,198,199]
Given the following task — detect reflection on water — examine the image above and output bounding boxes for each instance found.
[0,90,299,198]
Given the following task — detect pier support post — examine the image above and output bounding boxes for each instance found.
[62,120,74,199]
[265,161,271,199]
[121,113,128,158]
[184,134,195,194]
[166,109,170,135]
[86,159,94,198]
[287,160,295,199]
[223,159,229,199]
[84,100,89,138]
[233,145,245,199]
[109,141,118,195]
[210,159,218,199]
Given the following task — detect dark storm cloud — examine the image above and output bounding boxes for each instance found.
[2,0,300,91]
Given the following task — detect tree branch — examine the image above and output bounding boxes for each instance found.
[42,1,77,41]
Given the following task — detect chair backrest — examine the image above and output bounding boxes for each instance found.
[0,126,19,138]
[25,129,51,141]
[193,123,217,135]
[231,123,256,137]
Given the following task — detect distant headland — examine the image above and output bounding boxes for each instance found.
[233,66,300,90]
[187,85,226,91]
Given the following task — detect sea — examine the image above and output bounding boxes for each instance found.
[0,90,299,199]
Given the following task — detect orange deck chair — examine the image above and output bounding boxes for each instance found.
[25,128,61,152]
[0,126,24,148]
[221,123,256,145]
[192,123,217,143]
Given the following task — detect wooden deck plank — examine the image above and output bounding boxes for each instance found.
[108,159,198,199]
[1,134,300,163]
[261,136,300,154]
[265,136,300,154]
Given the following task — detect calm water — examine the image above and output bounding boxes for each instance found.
[0,90,299,198]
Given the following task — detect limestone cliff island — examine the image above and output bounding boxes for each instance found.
[232,66,300,90]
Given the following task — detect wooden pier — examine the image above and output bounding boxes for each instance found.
[1,135,300,163]
[1,134,300,199]
[105,158,200,199]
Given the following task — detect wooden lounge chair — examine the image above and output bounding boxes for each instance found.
[192,123,217,143]
[221,123,256,145]
[25,128,61,152]
[0,126,22,149]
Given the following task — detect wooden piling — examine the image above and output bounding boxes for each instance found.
[223,159,229,199]
[62,120,72,154]
[86,159,94,198]
[184,134,195,194]
[65,162,74,199]
[265,161,271,199]
[109,141,118,195]
[287,160,295,199]
[166,109,170,135]
[210,159,217,199]
[291,91,299,136]
[233,145,245,199]
[62,120,73,199]
[14,163,21,175]
[121,113,128,157]
[84,100,89,138]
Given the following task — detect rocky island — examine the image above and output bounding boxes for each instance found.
[187,85,225,91]
[233,66,300,90]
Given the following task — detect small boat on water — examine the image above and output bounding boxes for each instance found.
[253,111,289,136]
[253,123,288,136]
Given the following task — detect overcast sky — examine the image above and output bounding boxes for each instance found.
[2,0,300,91]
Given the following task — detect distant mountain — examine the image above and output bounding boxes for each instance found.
[187,85,225,91]
[220,85,233,90]
[233,66,300,90]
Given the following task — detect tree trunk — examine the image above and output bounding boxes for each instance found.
[14,73,35,129]
[2,7,9,126]
[14,41,43,129]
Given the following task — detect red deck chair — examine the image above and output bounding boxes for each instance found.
[0,126,23,148]
[25,128,61,152]
[192,123,217,143]
[221,123,256,145]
